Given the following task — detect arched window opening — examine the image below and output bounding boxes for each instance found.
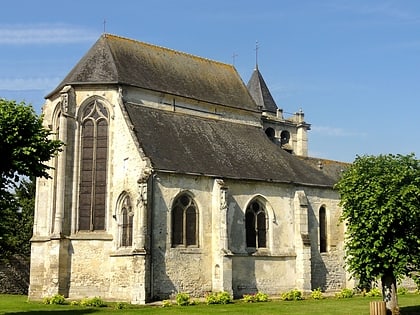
[78,100,109,231]
[280,130,293,153]
[120,195,133,247]
[319,206,327,253]
[245,200,267,248]
[172,193,198,247]
[280,130,290,146]
[265,127,275,142]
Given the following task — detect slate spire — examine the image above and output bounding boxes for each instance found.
[246,67,278,114]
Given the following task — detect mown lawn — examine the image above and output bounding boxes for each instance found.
[0,294,420,315]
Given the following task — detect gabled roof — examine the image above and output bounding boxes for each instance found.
[49,34,257,111]
[124,103,337,187]
[247,67,278,113]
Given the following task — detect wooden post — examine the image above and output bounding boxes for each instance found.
[370,301,386,315]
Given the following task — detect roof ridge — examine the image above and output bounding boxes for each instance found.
[103,33,234,69]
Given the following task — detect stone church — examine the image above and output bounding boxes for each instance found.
[29,34,350,303]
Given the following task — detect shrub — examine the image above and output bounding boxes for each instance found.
[335,288,354,299]
[176,292,191,306]
[242,294,255,303]
[280,289,303,301]
[161,300,172,307]
[311,288,324,300]
[242,292,268,303]
[42,294,66,305]
[365,287,381,297]
[70,300,79,306]
[206,291,233,304]
[189,299,199,305]
[114,302,127,309]
[397,287,408,295]
[255,291,269,302]
[80,296,106,307]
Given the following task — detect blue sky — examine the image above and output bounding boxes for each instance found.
[1,0,420,162]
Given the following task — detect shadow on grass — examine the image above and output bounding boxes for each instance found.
[4,310,99,315]
[400,305,420,315]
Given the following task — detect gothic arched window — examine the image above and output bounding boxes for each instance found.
[319,206,327,253]
[120,195,133,247]
[245,200,267,248]
[172,194,198,247]
[78,100,109,231]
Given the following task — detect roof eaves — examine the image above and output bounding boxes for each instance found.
[155,168,335,188]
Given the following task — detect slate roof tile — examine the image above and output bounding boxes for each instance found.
[124,103,337,187]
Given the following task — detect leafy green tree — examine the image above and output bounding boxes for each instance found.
[0,98,62,259]
[336,154,420,314]
[0,98,62,196]
[0,177,35,258]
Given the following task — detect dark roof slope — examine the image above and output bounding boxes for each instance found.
[247,67,278,113]
[297,156,350,183]
[50,34,257,111]
[124,103,336,187]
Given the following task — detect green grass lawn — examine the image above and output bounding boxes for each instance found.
[0,294,419,315]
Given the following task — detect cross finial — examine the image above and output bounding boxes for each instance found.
[103,19,107,34]
[255,40,260,69]
[232,52,238,66]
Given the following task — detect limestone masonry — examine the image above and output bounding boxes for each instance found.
[29,34,351,303]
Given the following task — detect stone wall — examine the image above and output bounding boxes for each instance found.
[0,255,30,294]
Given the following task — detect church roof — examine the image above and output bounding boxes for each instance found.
[297,156,350,183]
[49,34,257,111]
[124,103,337,187]
[247,67,278,113]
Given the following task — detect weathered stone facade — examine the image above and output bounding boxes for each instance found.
[29,34,350,303]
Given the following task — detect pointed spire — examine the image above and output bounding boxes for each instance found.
[247,67,278,113]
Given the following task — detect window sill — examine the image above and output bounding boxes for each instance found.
[170,247,202,254]
[110,248,147,257]
[70,232,113,241]
[236,249,296,258]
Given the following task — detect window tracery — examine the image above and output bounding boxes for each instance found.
[172,193,198,247]
[78,100,109,231]
[245,200,267,248]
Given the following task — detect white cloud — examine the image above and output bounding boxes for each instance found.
[0,77,60,90]
[311,125,367,137]
[0,24,98,44]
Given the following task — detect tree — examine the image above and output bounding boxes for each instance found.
[0,98,62,195]
[336,154,420,314]
[0,177,35,259]
[0,98,62,259]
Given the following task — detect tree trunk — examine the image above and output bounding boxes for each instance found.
[381,272,399,315]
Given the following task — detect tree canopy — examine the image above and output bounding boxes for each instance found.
[336,153,420,312]
[0,98,62,196]
[0,177,35,258]
[0,98,63,259]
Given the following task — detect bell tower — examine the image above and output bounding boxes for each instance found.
[247,67,310,156]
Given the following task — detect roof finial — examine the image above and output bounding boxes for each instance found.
[103,19,107,34]
[255,40,260,69]
[232,52,238,66]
